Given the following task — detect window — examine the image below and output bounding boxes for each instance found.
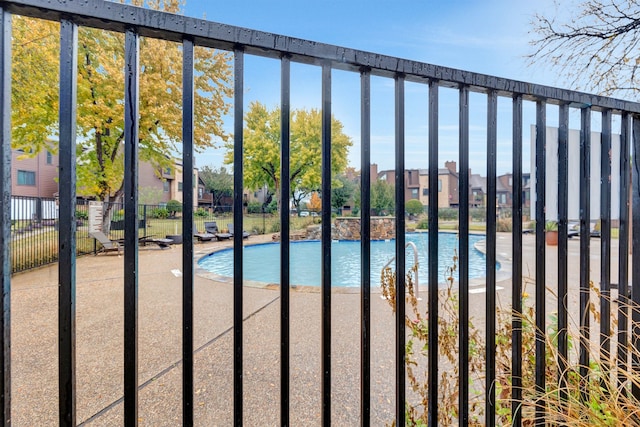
[163,181,170,192]
[422,188,428,196]
[508,177,512,186]
[411,188,419,199]
[17,170,36,185]
[198,188,204,198]
[178,182,183,192]
[438,179,442,192]
[500,194,506,204]
[46,151,52,165]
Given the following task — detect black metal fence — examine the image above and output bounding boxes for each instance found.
[1,0,640,426]
[8,196,254,273]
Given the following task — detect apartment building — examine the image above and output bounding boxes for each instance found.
[11,148,59,198]
[138,160,198,207]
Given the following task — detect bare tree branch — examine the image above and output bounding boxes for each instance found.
[529,0,640,98]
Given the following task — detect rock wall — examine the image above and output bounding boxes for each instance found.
[305,217,395,241]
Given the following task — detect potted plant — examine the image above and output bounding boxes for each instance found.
[545,220,558,245]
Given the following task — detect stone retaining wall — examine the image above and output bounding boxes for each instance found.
[305,217,395,241]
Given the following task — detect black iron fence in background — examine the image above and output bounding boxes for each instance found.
[9,196,252,274]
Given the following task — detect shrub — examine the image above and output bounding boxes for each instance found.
[266,199,278,214]
[496,218,512,232]
[247,201,262,214]
[405,199,424,216]
[416,218,429,230]
[111,209,125,222]
[438,207,458,221]
[194,208,209,217]
[75,209,88,220]
[166,199,182,216]
[150,207,169,219]
[470,208,486,222]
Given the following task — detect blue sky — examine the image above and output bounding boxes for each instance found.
[182,0,563,175]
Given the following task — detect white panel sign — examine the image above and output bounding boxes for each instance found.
[88,201,103,233]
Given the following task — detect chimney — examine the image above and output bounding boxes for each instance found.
[445,161,456,174]
[370,163,378,180]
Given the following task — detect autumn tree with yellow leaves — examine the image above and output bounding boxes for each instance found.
[307,192,321,213]
[225,101,352,212]
[11,0,232,230]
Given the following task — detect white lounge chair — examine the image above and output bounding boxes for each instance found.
[89,231,121,255]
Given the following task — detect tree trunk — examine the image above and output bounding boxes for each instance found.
[101,186,124,235]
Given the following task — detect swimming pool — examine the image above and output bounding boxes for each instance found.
[198,233,494,288]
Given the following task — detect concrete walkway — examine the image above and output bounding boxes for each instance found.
[8,232,620,425]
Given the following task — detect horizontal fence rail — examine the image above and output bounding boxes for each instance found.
[1,0,640,425]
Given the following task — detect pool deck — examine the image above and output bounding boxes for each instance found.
[9,232,620,425]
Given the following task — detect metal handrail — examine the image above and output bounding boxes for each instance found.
[383,241,420,301]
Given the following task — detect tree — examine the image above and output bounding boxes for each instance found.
[331,173,356,212]
[308,192,321,213]
[225,102,352,212]
[405,199,425,216]
[371,180,395,216]
[291,188,313,213]
[165,199,182,217]
[529,0,640,98]
[12,0,233,231]
[199,165,233,209]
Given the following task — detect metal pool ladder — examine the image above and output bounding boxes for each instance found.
[383,241,421,301]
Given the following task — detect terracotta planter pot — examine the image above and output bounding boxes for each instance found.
[546,230,558,246]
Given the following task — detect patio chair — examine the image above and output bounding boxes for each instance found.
[89,231,121,255]
[194,230,215,242]
[228,223,250,239]
[204,221,232,240]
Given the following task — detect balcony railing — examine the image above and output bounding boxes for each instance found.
[1,0,640,425]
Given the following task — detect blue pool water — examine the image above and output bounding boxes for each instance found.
[198,233,494,288]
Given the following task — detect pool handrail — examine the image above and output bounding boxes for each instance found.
[383,241,420,301]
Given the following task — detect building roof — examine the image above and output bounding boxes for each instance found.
[496,178,509,193]
[470,174,486,192]
[418,168,458,176]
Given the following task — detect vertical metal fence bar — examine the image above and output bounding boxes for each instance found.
[321,62,332,427]
[0,8,11,424]
[360,69,371,427]
[458,85,470,426]
[123,27,140,426]
[485,90,497,426]
[427,79,439,426]
[534,100,546,425]
[600,110,612,383]
[58,18,78,427]
[279,55,291,427]
[511,94,523,427]
[181,37,195,427]
[394,73,406,427]
[632,114,640,400]
[557,103,569,402]
[579,107,592,401]
[617,112,630,390]
[232,48,244,427]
